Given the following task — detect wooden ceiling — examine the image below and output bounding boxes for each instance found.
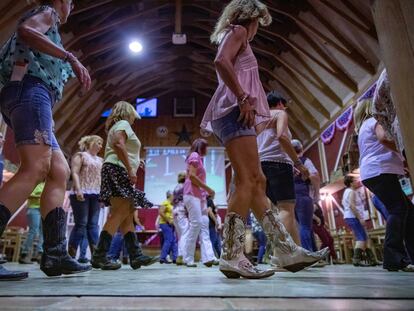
[0,0,382,155]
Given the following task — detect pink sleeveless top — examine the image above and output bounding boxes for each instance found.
[71,152,103,195]
[201,26,270,131]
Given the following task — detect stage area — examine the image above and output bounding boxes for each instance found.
[0,263,413,310]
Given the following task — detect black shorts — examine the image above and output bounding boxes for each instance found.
[261,161,296,204]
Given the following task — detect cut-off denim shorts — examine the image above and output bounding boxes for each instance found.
[211,106,256,146]
[0,75,59,150]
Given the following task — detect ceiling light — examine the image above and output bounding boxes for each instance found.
[129,41,143,53]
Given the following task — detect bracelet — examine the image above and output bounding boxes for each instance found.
[294,160,303,167]
[237,93,249,106]
[63,51,76,63]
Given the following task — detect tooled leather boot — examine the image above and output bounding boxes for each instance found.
[219,212,274,279]
[40,207,92,277]
[260,208,329,272]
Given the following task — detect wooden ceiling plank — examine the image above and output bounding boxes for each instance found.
[319,0,377,40]
[268,5,376,75]
[66,3,172,49]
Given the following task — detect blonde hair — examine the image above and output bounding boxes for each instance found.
[353,99,372,133]
[105,101,139,132]
[210,0,272,44]
[78,135,103,152]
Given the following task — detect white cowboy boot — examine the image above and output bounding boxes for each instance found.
[219,212,274,279]
[260,208,329,272]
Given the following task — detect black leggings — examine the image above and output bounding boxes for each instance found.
[363,174,414,269]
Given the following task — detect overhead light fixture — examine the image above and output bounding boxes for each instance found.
[129,41,143,53]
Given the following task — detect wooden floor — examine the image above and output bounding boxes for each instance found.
[0,263,413,310]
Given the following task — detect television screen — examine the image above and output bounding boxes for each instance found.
[136,98,157,118]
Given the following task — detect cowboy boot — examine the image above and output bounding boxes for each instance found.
[365,248,381,266]
[352,248,369,267]
[124,232,158,269]
[260,209,329,272]
[40,207,92,277]
[219,212,274,279]
[0,204,28,281]
[91,231,122,270]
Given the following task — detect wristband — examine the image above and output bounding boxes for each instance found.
[63,51,76,63]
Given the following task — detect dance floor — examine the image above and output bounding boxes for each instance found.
[0,263,413,310]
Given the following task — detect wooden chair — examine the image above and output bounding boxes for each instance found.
[2,227,26,262]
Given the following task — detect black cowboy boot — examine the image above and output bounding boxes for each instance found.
[365,248,381,266]
[352,248,369,267]
[91,231,121,270]
[40,207,91,277]
[0,204,28,281]
[124,232,158,269]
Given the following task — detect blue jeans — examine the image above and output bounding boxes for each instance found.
[69,229,89,259]
[295,190,315,251]
[372,195,389,220]
[68,194,100,251]
[209,226,222,258]
[108,231,128,260]
[253,230,267,263]
[160,223,178,261]
[0,75,59,150]
[211,106,256,146]
[21,208,43,254]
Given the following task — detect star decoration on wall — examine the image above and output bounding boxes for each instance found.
[174,125,193,146]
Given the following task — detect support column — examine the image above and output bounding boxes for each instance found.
[371,0,414,175]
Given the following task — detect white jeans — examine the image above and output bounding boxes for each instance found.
[200,214,217,263]
[174,212,189,257]
[182,195,203,264]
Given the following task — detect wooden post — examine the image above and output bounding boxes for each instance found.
[175,0,182,34]
[318,140,329,183]
[371,0,414,174]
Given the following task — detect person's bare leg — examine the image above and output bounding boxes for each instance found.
[220,136,274,279]
[119,211,135,234]
[40,150,70,218]
[0,144,51,213]
[103,198,131,235]
[39,149,91,277]
[277,201,301,245]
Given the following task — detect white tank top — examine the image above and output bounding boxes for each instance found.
[257,110,293,165]
[358,118,404,181]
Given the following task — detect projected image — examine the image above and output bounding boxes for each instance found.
[136,98,157,118]
[144,147,226,206]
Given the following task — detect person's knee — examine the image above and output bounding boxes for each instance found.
[21,155,51,183]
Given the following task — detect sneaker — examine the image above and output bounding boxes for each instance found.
[160,259,172,264]
[176,256,184,266]
[186,262,197,267]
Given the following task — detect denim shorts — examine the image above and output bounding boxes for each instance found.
[211,106,256,146]
[261,161,296,203]
[0,75,59,150]
[345,218,367,241]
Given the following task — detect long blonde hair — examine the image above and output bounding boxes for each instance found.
[78,135,103,152]
[210,0,272,44]
[353,99,372,133]
[105,101,139,132]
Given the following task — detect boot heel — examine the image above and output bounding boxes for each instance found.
[41,267,62,277]
[221,270,241,279]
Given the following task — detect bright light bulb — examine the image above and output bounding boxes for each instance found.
[129,41,143,53]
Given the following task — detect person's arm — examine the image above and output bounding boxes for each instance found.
[133,210,144,230]
[214,26,255,128]
[17,7,91,91]
[188,165,215,198]
[112,130,136,184]
[71,153,84,201]
[312,214,321,226]
[375,122,398,153]
[208,207,217,225]
[276,112,310,179]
